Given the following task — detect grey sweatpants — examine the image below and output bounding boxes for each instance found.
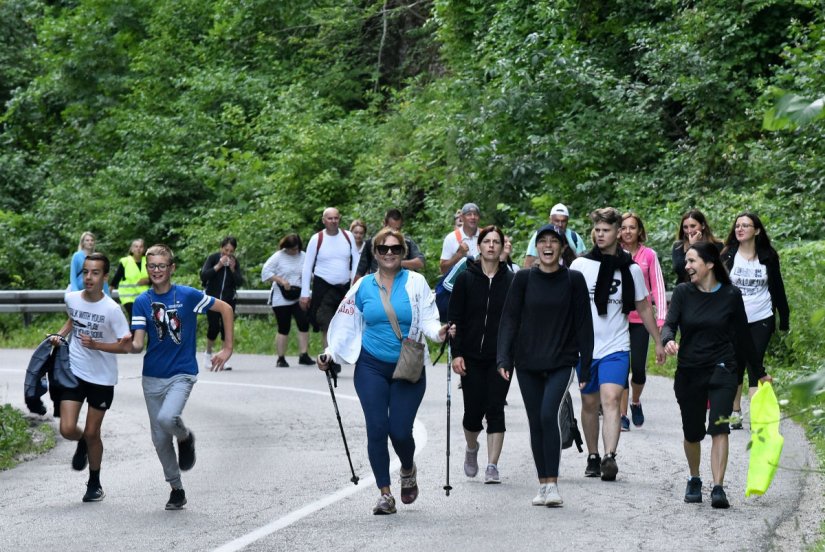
[142,374,197,489]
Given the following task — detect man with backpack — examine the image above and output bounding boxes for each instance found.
[436,203,481,322]
[523,203,587,268]
[300,207,358,373]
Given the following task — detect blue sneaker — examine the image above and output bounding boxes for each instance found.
[630,402,645,427]
[620,415,630,432]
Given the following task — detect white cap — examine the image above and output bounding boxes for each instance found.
[550,203,570,218]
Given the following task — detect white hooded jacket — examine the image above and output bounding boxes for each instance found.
[324,270,444,366]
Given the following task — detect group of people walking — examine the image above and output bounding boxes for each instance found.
[312,203,787,515]
[48,201,788,516]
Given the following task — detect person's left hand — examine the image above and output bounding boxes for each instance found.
[438,323,450,342]
[497,367,510,381]
[654,343,666,365]
[211,349,232,371]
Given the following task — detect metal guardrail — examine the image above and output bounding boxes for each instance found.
[0,289,274,317]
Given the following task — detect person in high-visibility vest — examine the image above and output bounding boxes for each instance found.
[110,238,150,320]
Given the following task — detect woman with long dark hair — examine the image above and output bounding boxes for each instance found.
[449,225,514,484]
[662,241,772,509]
[671,209,723,285]
[721,212,789,427]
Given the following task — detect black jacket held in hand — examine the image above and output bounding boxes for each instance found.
[448,260,514,361]
[721,244,790,331]
[497,267,594,383]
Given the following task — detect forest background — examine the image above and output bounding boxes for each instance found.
[1,0,824,487]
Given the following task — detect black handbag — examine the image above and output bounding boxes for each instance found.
[278,284,301,301]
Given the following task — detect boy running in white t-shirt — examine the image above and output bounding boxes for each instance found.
[52,253,132,502]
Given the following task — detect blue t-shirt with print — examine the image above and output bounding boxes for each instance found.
[357,270,412,363]
[131,284,215,378]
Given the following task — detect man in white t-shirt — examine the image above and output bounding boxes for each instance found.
[440,203,481,274]
[570,208,665,482]
[52,253,132,503]
[300,207,358,371]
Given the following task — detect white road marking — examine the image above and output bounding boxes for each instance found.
[195,379,428,552]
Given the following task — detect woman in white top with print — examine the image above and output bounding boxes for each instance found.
[262,234,314,368]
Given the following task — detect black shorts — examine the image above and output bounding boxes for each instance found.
[674,362,737,442]
[61,377,115,411]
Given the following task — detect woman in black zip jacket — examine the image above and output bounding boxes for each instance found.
[449,225,515,484]
[720,212,789,425]
[496,224,593,507]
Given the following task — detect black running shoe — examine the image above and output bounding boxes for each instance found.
[276,356,289,368]
[585,453,601,477]
[298,353,315,366]
[711,485,730,509]
[178,431,196,471]
[72,438,88,471]
[165,488,187,510]
[630,402,645,427]
[600,452,618,481]
[684,476,702,503]
[82,484,105,503]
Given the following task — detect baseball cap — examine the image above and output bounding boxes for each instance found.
[536,224,565,242]
[550,203,570,218]
[461,203,480,215]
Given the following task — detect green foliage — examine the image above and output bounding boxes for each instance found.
[0,404,56,470]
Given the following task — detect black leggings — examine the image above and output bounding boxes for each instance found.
[206,302,235,341]
[737,315,774,388]
[460,357,511,434]
[627,322,649,387]
[516,367,574,479]
[272,303,310,335]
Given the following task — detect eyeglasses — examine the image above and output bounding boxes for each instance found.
[375,244,404,256]
[147,263,170,271]
[735,223,754,229]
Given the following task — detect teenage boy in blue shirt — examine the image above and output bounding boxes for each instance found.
[130,244,234,510]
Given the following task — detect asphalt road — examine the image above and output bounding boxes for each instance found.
[1,349,822,552]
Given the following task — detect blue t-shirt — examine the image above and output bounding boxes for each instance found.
[357,271,412,363]
[131,284,215,378]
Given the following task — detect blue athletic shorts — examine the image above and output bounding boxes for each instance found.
[576,351,630,395]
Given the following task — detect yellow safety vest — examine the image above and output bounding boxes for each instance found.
[119,256,149,305]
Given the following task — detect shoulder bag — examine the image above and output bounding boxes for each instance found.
[377,281,426,383]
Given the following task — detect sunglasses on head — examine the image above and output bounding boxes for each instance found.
[375,244,404,256]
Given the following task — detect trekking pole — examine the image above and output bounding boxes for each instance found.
[444,337,453,496]
[321,355,359,485]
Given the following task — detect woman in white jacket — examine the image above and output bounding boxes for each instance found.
[319,227,448,515]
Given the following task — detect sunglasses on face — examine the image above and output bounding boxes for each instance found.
[375,244,404,256]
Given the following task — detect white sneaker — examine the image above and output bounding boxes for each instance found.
[544,483,563,507]
[203,352,212,370]
[532,484,547,506]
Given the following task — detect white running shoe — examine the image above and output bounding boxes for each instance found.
[464,445,479,477]
[544,483,563,507]
[532,484,547,506]
[203,352,212,370]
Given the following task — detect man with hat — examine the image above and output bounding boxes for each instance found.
[440,202,481,274]
[522,203,587,269]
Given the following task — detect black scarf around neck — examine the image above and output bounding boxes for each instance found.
[584,246,636,316]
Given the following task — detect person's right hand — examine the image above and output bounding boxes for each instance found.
[299,297,310,311]
[497,367,510,382]
[48,334,64,346]
[317,354,330,371]
[687,230,703,245]
[664,340,679,356]
[452,356,466,376]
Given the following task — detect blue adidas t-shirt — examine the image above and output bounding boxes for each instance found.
[131,285,215,378]
[357,270,412,363]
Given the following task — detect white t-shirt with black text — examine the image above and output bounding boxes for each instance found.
[570,257,648,359]
[64,291,131,386]
[730,252,773,322]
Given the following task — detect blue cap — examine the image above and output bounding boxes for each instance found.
[536,224,565,242]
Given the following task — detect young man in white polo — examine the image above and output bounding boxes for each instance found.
[52,253,132,502]
[130,244,234,510]
[570,208,664,481]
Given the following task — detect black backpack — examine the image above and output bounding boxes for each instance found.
[560,391,584,452]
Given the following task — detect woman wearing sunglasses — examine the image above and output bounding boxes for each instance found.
[318,227,449,515]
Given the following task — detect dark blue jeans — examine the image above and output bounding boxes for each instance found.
[354,349,426,489]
